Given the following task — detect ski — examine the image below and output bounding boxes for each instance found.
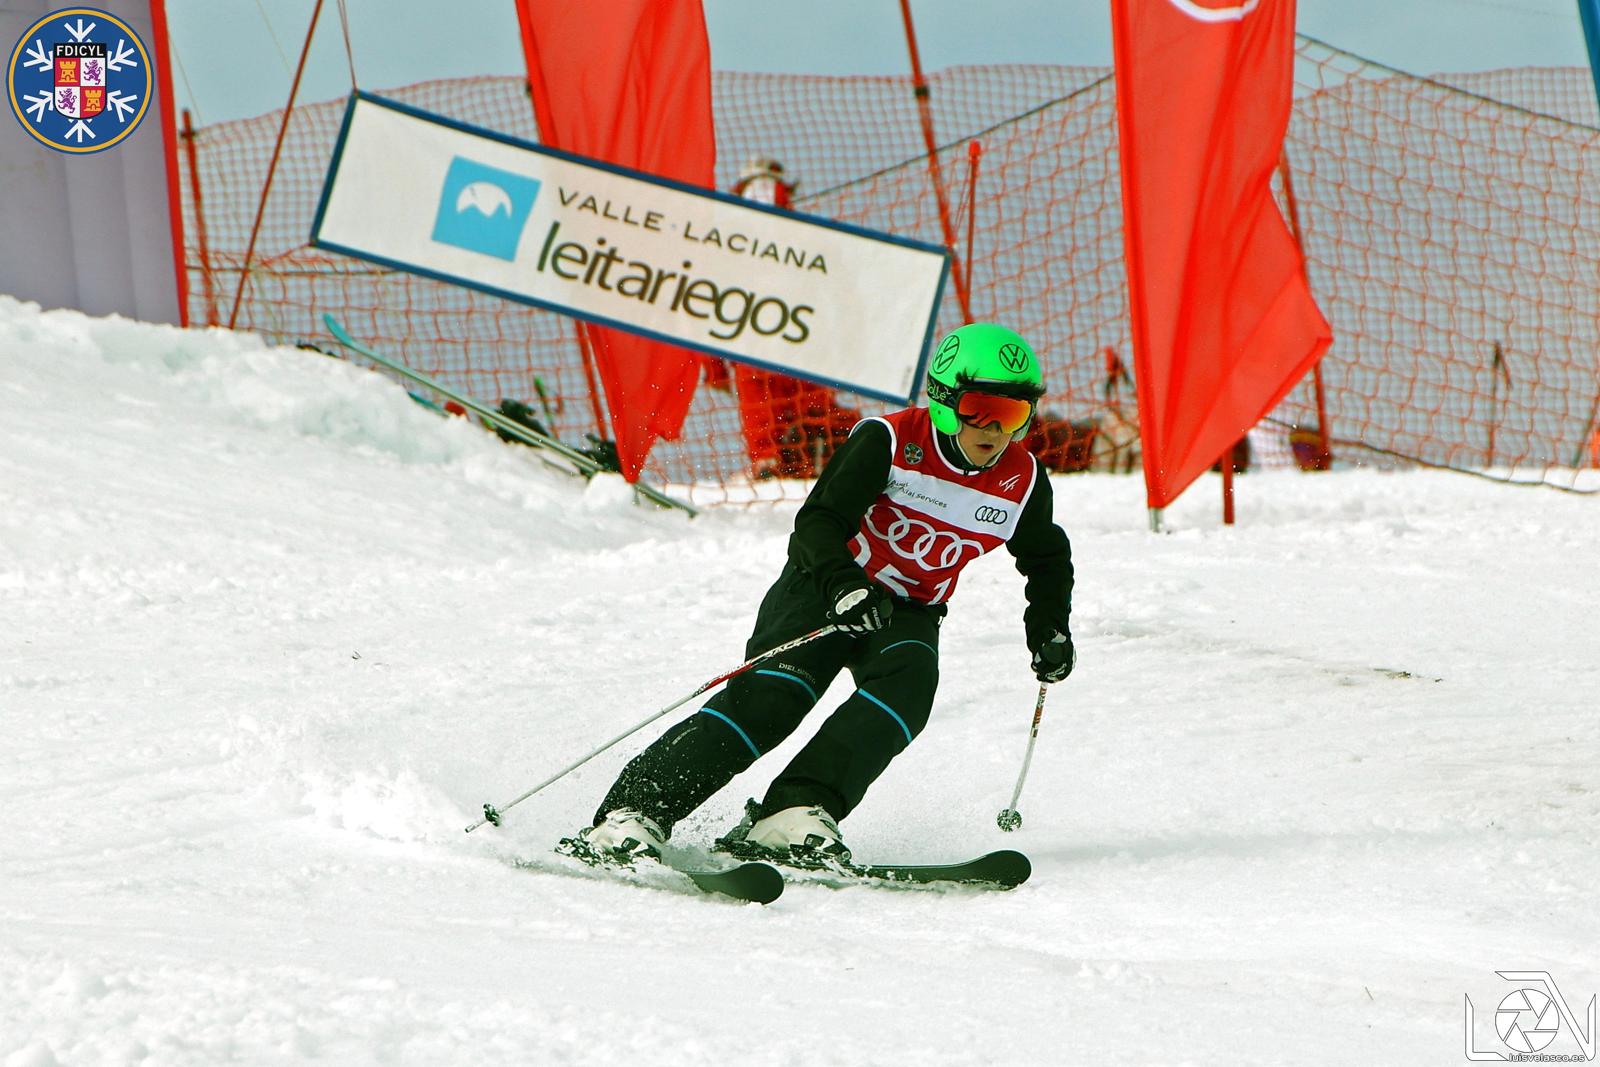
[844,849,1031,889]
[718,841,1030,891]
[543,838,784,905]
[320,315,697,516]
[675,861,785,904]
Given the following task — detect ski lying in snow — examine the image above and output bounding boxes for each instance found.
[718,842,1031,891]
[320,315,696,516]
[546,838,784,905]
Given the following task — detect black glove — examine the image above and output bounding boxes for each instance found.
[827,580,895,633]
[1030,629,1075,683]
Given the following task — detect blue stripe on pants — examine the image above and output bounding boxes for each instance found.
[856,687,913,745]
[754,668,819,704]
[700,708,761,757]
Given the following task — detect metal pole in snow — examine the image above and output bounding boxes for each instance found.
[1222,442,1236,526]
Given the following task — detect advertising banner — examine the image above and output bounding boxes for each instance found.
[312,93,950,403]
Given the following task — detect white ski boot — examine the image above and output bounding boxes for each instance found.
[744,805,851,863]
[571,808,666,864]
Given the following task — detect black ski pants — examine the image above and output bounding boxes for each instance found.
[595,562,943,833]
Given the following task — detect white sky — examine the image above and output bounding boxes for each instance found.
[163,0,1594,126]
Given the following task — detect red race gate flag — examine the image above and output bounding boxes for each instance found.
[1111,0,1332,510]
[516,0,716,481]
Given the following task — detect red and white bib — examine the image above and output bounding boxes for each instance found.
[849,408,1039,605]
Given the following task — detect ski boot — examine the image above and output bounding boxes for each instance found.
[558,808,666,867]
[716,798,851,869]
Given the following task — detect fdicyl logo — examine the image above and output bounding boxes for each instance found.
[1466,971,1597,1061]
[431,156,540,261]
[8,7,152,154]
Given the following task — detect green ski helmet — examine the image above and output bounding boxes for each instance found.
[925,322,1045,439]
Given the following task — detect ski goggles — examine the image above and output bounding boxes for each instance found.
[956,390,1036,434]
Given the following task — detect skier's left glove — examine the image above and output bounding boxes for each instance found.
[1029,629,1076,683]
[827,579,895,633]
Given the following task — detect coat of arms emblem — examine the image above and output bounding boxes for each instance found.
[8,8,152,154]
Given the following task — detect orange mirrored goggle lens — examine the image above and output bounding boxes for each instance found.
[957,391,1035,434]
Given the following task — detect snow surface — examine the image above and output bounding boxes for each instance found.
[2,295,1597,1066]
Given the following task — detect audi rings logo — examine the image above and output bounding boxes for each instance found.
[998,343,1031,375]
[973,505,1008,524]
[865,504,984,570]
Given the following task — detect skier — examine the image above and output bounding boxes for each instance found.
[569,323,1076,865]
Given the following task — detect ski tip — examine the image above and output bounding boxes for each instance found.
[740,863,785,905]
[683,861,785,905]
[986,849,1032,887]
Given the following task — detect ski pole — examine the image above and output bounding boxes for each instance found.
[996,683,1050,832]
[465,624,840,833]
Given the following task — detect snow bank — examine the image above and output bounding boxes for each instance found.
[3,298,1596,1065]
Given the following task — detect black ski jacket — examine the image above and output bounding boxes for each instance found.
[786,418,1075,646]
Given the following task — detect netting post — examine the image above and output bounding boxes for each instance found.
[1102,346,1136,473]
[1575,385,1600,468]
[149,0,188,328]
[962,140,983,311]
[181,109,218,328]
[227,0,325,330]
[572,322,612,445]
[897,0,972,324]
[1487,340,1511,468]
[1277,149,1332,465]
[1221,442,1236,525]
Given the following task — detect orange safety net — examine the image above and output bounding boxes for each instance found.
[176,42,1600,507]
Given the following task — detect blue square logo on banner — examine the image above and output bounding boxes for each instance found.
[431,157,541,261]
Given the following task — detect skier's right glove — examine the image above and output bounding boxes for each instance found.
[1029,629,1076,683]
[827,579,895,633]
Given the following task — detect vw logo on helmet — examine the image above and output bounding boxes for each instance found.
[998,343,1031,374]
[974,505,1008,524]
[932,334,960,374]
